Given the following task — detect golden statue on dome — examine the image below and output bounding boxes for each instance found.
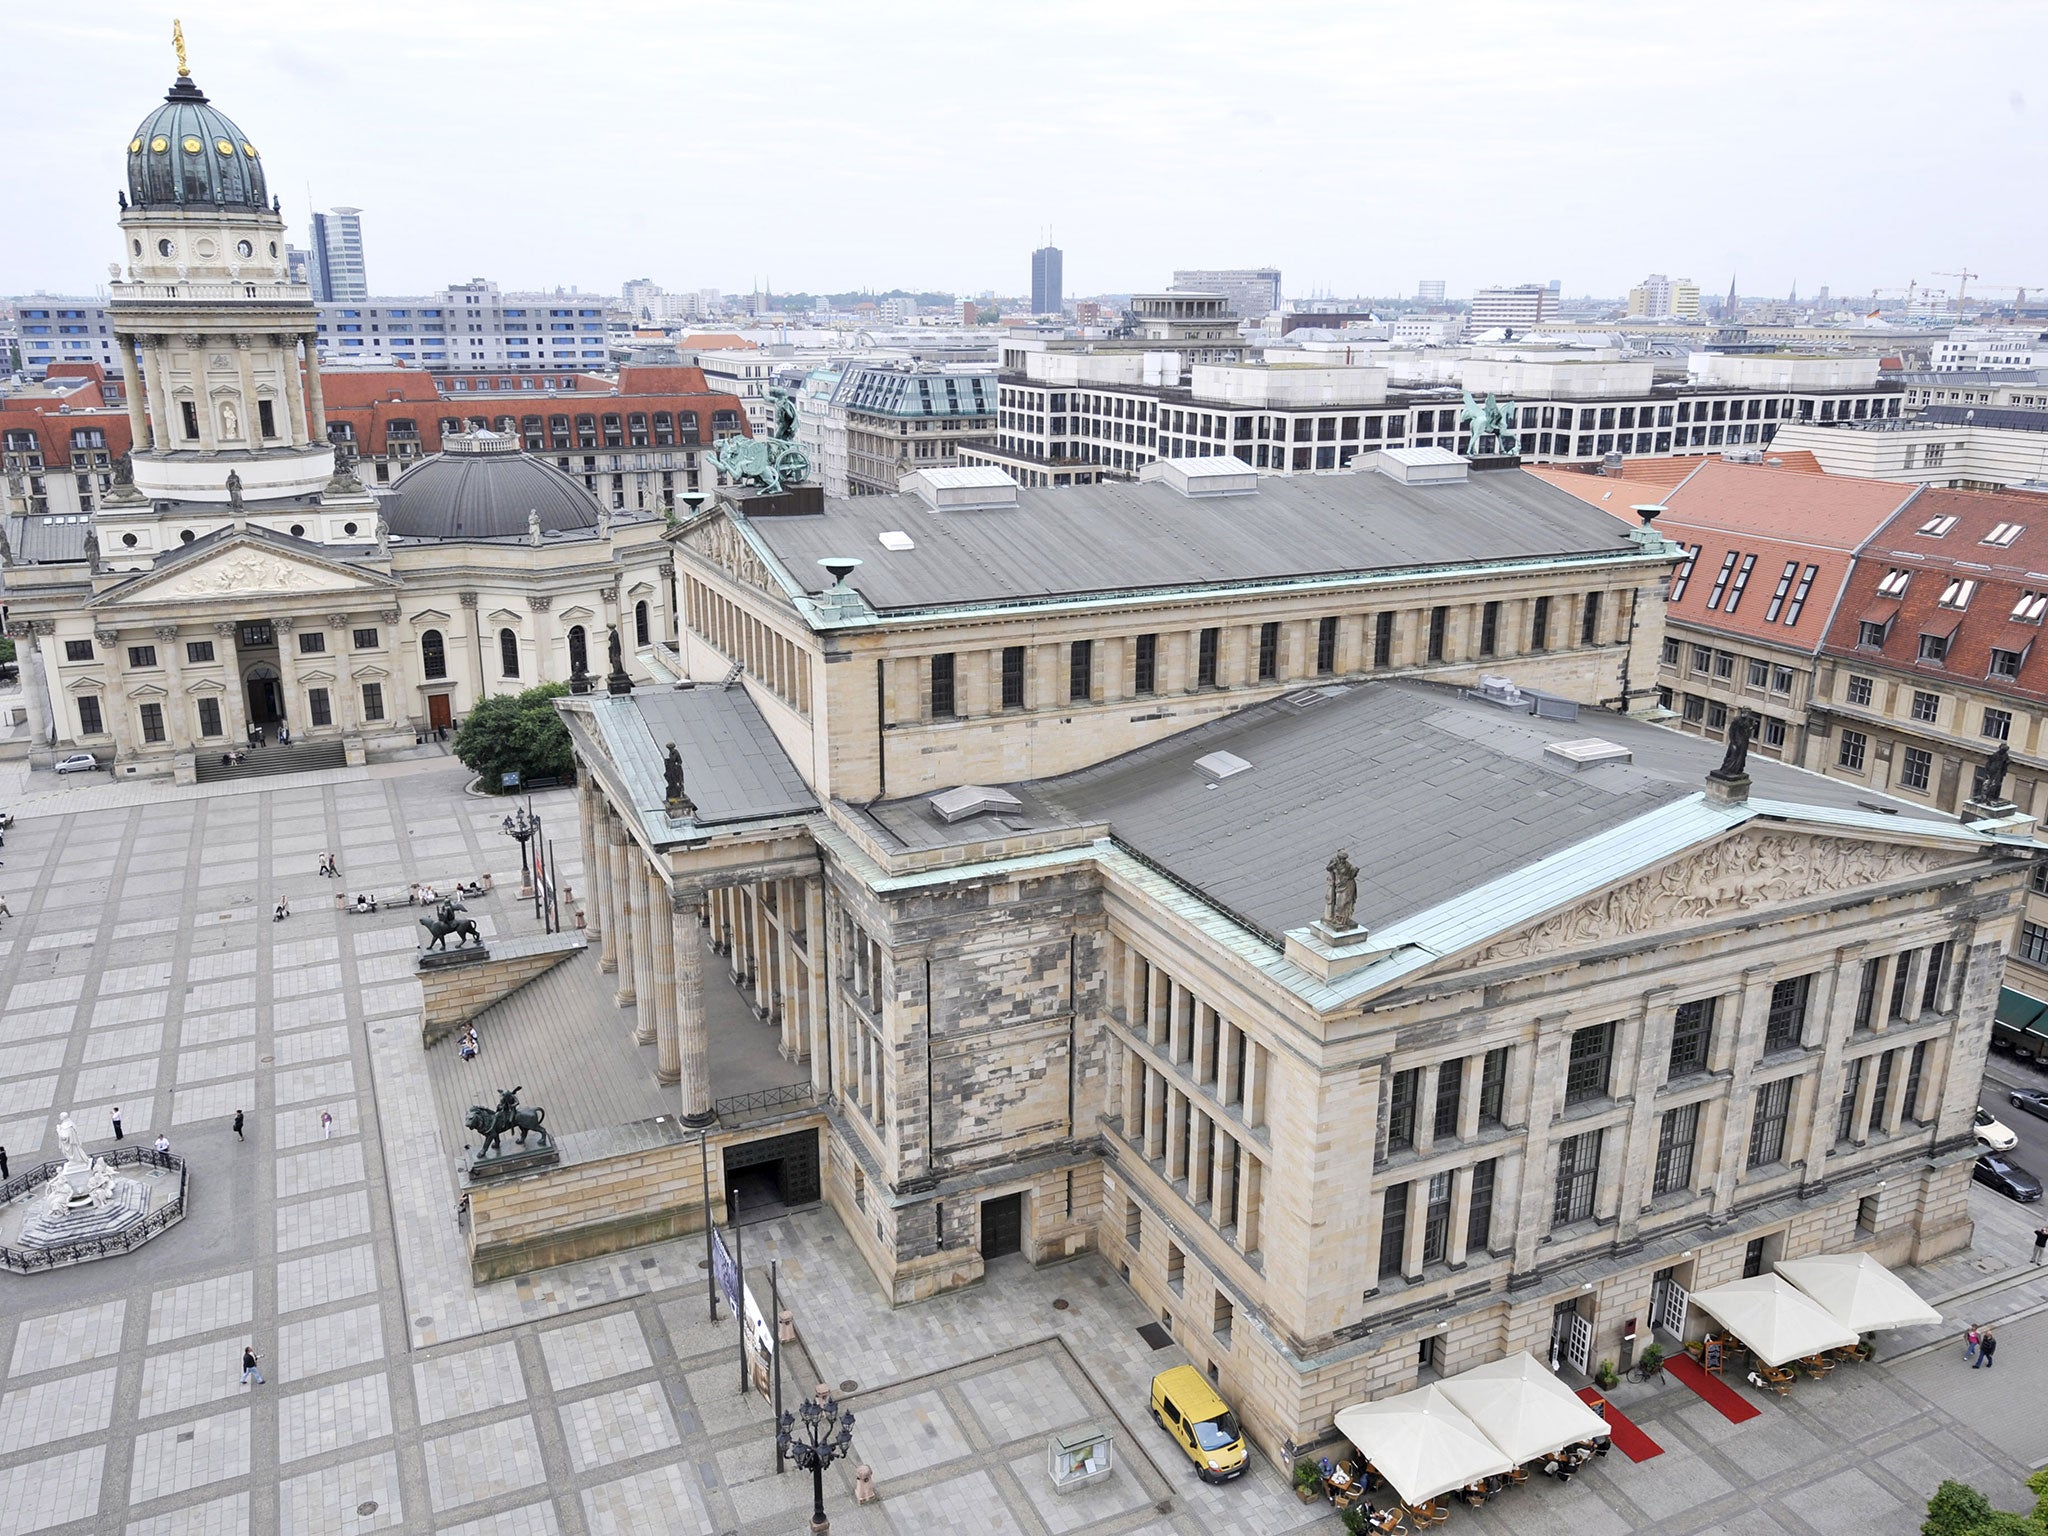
[172,19,190,78]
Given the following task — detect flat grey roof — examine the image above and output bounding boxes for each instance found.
[740,466,1650,614]
[594,686,819,829]
[859,680,1954,942]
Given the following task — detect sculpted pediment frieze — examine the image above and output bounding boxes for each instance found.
[1469,830,1978,968]
[110,545,391,605]
[680,514,791,603]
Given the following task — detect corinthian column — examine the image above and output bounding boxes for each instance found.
[651,871,680,1085]
[575,772,602,941]
[675,893,712,1126]
[597,809,623,973]
[611,828,637,1007]
[632,858,657,1047]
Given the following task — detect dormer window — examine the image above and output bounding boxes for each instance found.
[1985,522,2025,547]
[1875,568,1911,598]
[1918,515,1958,537]
[2015,591,2048,624]
[1938,578,1976,610]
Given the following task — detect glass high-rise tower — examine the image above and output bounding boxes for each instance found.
[1031,245,1063,317]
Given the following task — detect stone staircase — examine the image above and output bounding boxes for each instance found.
[192,739,348,784]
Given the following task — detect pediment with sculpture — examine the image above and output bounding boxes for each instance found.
[678,513,794,605]
[1466,829,1983,968]
[95,539,397,607]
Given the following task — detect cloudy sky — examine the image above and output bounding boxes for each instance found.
[11,0,2046,304]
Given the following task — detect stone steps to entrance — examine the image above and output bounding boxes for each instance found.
[193,739,348,783]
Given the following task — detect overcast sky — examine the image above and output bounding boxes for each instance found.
[11,0,2046,305]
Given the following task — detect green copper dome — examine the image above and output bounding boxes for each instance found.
[125,77,271,212]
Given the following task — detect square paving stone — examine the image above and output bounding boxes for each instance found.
[883,1469,1029,1536]
[0,1444,105,1535]
[959,1355,1089,1446]
[423,1414,546,1512]
[413,1340,527,1425]
[277,1373,394,1464]
[852,1388,975,1482]
[147,1274,253,1346]
[558,1381,680,1472]
[10,1299,127,1376]
[277,1448,403,1536]
[122,1489,250,1535]
[0,1366,118,1453]
[128,1406,250,1502]
[579,1464,714,1536]
[539,1312,653,1392]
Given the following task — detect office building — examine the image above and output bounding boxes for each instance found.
[1471,285,1551,331]
[1416,279,1446,304]
[308,206,367,302]
[1171,268,1282,321]
[1931,328,2048,372]
[6,296,126,378]
[1031,245,1064,316]
[1627,274,1702,321]
[313,280,616,373]
[830,363,996,495]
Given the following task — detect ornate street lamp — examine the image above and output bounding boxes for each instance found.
[777,1383,855,1534]
[501,809,534,899]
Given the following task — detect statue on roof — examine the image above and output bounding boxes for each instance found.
[663,742,697,818]
[1713,710,1758,781]
[1324,850,1359,932]
[714,432,811,497]
[769,385,800,442]
[82,527,102,575]
[527,508,542,547]
[1978,742,2012,805]
[226,469,244,513]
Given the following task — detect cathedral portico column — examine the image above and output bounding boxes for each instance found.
[155,625,186,744]
[214,623,249,743]
[187,337,219,452]
[279,335,309,448]
[651,872,680,1085]
[632,858,658,1047]
[675,891,713,1127]
[302,337,328,441]
[611,825,638,1007]
[143,339,176,451]
[95,628,136,764]
[118,336,151,450]
[597,808,623,973]
[574,772,603,941]
[232,337,260,449]
[272,616,302,730]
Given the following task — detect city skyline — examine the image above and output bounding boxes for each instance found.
[8,1,2046,303]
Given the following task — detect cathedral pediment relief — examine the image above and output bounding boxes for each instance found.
[104,543,394,606]
[680,515,793,604]
[1468,830,1980,968]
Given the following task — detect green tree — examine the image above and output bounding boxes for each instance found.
[1925,1479,2046,1536]
[451,683,572,788]
[0,636,15,664]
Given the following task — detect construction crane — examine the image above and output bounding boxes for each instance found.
[1934,268,1981,307]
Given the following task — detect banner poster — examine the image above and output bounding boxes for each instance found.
[711,1225,740,1314]
[742,1277,777,1399]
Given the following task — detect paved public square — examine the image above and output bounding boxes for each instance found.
[0,758,2045,1535]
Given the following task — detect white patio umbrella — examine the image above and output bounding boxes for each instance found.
[1688,1273,1859,1367]
[1775,1252,1942,1333]
[1436,1351,1614,1465]
[1334,1383,1515,1506]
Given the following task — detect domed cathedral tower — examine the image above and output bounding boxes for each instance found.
[105,23,357,535]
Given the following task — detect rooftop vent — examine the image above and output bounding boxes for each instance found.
[1544,738,1633,769]
[927,784,1023,824]
[1193,750,1252,781]
[1283,684,1351,709]
[903,466,1019,511]
[1138,457,1259,498]
[1372,446,1468,486]
[877,530,914,551]
[1469,675,1530,711]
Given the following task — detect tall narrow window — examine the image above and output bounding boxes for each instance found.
[1552,1130,1602,1226]
[1427,606,1448,662]
[1315,615,1338,675]
[634,600,650,647]
[307,688,332,727]
[361,682,385,722]
[1133,634,1157,695]
[422,629,447,680]
[1420,1172,1453,1265]
[1068,639,1092,702]
[1564,1022,1615,1105]
[1854,959,1880,1030]
[1001,645,1026,709]
[257,399,276,438]
[1433,1063,1462,1140]
[499,628,520,677]
[568,625,588,676]
[1466,1159,1497,1252]
[1903,1040,1929,1122]
[1764,975,1810,1051]
[1479,601,1500,657]
[1653,1101,1700,1196]
[1373,611,1393,668]
[1921,943,1950,1011]
[1888,955,1913,1019]
[1477,1046,1507,1126]
[1837,1058,1865,1142]
[1872,1049,1897,1129]
[180,400,199,439]
[930,653,957,717]
[1669,997,1714,1077]
[1580,590,1603,644]
[1256,622,1279,681]
[1379,1184,1408,1280]
[78,696,104,736]
[1196,628,1220,688]
[139,702,165,743]
[1386,1068,1419,1153]
[1530,595,1552,651]
[1747,1076,1793,1167]
[196,697,222,737]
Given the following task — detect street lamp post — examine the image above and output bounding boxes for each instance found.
[777,1384,855,1534]
[502,809,535,900]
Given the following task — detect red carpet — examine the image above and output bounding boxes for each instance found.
[1663,1353,1762,1423]
[1576,1388,1664,1461]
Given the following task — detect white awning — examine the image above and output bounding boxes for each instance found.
[1435,1351,1614,1465]
[1689,1273,1860,1366]
[1776,1252,1943,1333]
[1334,1384,1515,1506]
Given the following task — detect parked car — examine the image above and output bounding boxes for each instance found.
[1150,1365,1247,1482]
[2008,1087,2048,1121]
[1975,1106,2020,1151]
[54,752,100,774]
[1973,1154,2044,1203]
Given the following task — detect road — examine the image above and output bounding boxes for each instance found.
[1981,1052,2048,1203]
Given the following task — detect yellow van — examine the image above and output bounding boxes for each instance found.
[1149,1365,1247,1482]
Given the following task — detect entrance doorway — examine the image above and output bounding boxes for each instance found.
[426,693,453,732]
[1551,1297,1594,1375]
[979,1192,1025,1260]
[245,670,284,726]
[721,1129,821,1226]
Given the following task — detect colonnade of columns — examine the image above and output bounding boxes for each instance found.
[705,876,819,1065]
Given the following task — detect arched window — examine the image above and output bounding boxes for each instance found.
[422,629,447,680]
[568,625,588,676]
[499,628,520,677]
[635,601,650,648]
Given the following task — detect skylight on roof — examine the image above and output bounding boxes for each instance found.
[1985,522,2026,546]
[1918,514,1959,537]
[878,530,914,551]
[2015,591,2048,624]
[1875,568,1911,598]
[1939,577,1977,610]
[1193,750,1252,781]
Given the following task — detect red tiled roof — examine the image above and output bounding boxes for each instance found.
[1820,485,2048,703]
[0,369,132,462]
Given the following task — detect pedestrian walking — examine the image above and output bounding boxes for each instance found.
[153,1133,169,1156]
[0,1145,8,1179]
[240,1346,263,1385]
[110,1106,123,1141]
[1976,1326,1998,1369]
[320,1111,333,1140]
[0,894,12,919]
[2033,1226,2047,1266]
[1965,1326,1981,1363]
[231,1110,244,1142]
